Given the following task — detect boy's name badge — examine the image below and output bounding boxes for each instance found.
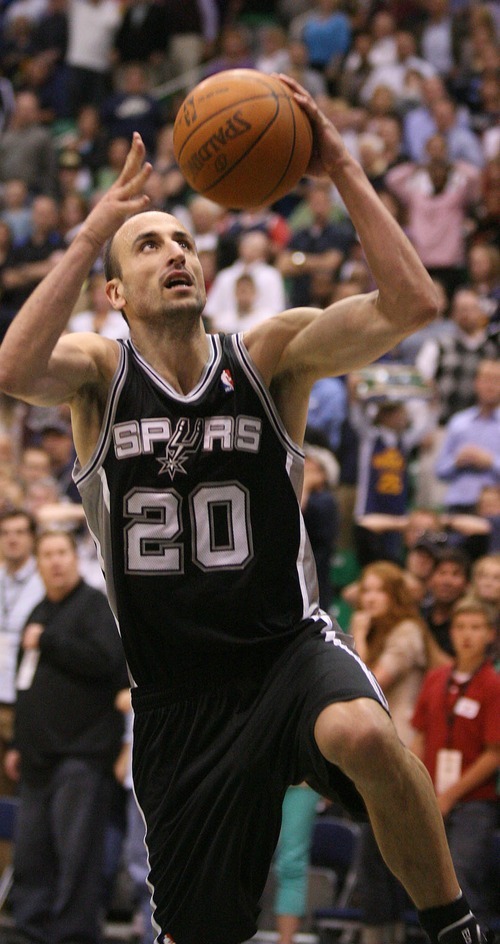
[454,697,480,719]
[435,748,462,794]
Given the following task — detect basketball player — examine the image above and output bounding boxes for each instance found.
[0,77,488,944]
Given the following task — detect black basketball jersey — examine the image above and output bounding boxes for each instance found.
[74,333,331,689]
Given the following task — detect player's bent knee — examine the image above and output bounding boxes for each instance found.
[314,697,401,776]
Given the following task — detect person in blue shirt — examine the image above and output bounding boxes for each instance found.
[307,376,348,454]
[435,359,500,512]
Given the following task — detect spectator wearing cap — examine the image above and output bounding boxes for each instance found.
[406,538,440,606]
[32,414,80,503]
[57,146,92,199]
[420,547,471,663]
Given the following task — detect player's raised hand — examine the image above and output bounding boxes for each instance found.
[276,74,349,178]
[83,132,152,249]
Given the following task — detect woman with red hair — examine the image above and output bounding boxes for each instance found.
[350,561,432,944]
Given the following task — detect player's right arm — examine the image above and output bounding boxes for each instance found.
[0,133,151,406]
[246,78,438,444]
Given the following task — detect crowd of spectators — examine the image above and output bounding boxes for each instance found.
[0,0,498,941]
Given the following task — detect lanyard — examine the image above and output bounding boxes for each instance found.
[0,563,36,629]
[444,664,482,746]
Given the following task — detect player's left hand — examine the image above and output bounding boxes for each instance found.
[82,132,152,251]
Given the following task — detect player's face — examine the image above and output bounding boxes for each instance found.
[107,211,207,328]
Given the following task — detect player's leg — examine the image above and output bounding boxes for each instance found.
[315,699,458,907]
[313,698,486,943]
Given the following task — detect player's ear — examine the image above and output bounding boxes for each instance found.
[106,278,126,310]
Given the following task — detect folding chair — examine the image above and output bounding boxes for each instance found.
[0,796,18,913]
[310,816,364,943]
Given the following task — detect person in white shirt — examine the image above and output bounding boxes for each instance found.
[65,0,122,116]
[209,272,278,334]
[205,230,286,327]
[0,509,44,794]
[360,30,436,109]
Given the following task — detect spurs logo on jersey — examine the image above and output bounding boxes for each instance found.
[156,417,203,481]
[113,414,263,479]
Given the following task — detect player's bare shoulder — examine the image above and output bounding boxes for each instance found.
[243,306,322,386]
[55,331,120,390]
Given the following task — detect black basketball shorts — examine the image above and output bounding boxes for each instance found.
[131,626,388,944]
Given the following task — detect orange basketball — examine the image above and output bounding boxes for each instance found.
[173,69,313,210]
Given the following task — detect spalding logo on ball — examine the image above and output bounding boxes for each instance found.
[173,69,313,210]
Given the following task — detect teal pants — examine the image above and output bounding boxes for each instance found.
[274,785,320,916]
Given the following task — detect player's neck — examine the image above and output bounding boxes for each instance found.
[130,323,211,395]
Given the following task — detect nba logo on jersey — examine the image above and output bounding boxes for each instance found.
[220,368,234,392]
[163,935,176,944]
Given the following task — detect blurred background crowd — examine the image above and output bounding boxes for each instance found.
[0,0,498,942]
